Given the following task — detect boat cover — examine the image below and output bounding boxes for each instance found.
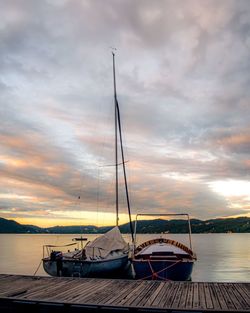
[85,227,128,258]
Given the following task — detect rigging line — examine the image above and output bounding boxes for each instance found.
[112,51,134,242]
[98,161,129,167]
[116,98,134,243]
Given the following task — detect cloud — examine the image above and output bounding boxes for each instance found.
[0,0,250,225]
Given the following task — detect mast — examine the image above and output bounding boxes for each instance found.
[112,51,134,242]
[112,52,119,227]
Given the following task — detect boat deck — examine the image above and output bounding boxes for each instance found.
[0,274,249,312]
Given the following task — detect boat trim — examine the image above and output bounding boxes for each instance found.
[134,238,197,259]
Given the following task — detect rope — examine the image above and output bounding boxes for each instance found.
[140,259,182,281]
[33,260,42,276]
[45,243,77,248]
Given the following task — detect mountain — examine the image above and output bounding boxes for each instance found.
[120,217,250,233]
[0,217,43,233]
[0,216,249,234]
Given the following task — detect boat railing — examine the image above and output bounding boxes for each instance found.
[133,213,193,255]
[43,243,78,259]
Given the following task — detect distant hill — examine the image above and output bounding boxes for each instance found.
[0,217,43,233]
[0,216,249,234]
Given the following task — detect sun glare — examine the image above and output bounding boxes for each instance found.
[209,180,250,197]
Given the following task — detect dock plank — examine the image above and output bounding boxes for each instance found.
[135,281,160,307]
[204,282,213,309]
[220,283,237,311]
[235,284,250,306]
[72,279,113,303]
[171,282,185,308]
[226,283,247,311]
[103,280,137,305]
[192,282,199,309]
[0,274,249,312]
[117,281,144,306]
[213,282,228,311]
[129,280,157,307]
[199,282,207,310]
[208,282,221,310]
[161,281,180,308]
[185,282,194,309]
[143,281,165,306]
[177,282,189,309]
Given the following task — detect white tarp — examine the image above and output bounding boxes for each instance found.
[85,226,128,259]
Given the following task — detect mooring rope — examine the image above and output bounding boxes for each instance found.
[140,259,182,281]
[33,260,42,276]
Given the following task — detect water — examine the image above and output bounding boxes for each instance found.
[0,233,249,282]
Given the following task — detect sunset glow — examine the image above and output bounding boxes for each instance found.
[0,0,250,227]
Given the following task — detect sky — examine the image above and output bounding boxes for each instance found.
[0,0,250,227]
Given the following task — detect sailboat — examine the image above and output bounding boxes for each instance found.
[42,52,134,278]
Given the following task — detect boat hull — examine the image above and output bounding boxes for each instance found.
[43,254,129,278]
[132,259,194,281]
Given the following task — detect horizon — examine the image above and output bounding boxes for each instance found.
[1,1,250,229]
[3,214,249,229]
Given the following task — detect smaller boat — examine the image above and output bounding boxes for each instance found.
[43,226,129,278]
[132,213,197,281]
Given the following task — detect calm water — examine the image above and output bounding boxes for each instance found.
[0,233,249,282]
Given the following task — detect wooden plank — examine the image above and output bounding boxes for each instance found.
[0,277,51,297]
[126,280,152,306]
[219,283,236,311]
[45,279,95,301]
[148,282,171,307]
[177,281,189,309]
[23,278,75,300]
[204,282,213,309]
[143,281,165,306]
[231,283,250,310]
[103,280,137,305]
[198,282,206,310]
[161,281,180,308]
[235,283,250,305]
[0,275,30,290]
[91,280,128,304]
[48,278,97,301]
[135,281,160,307]
[117,281,145,306]
[192,282,199,309]
[94,280,132,305]
[151,281,174,307]
[213,282,228,311]
[185,282,193,309]
[171,282,184,308]
[121,281,148,306]
[73,279,114,303]
[17,278,62,299]
[226,283,248,311]
[208,282,221,311]
[0,274,10,280]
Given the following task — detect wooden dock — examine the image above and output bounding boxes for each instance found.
[0,274,249,312]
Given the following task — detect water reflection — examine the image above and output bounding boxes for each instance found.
[0,233,249,282]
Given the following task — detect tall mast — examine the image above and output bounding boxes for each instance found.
[112,51,134,242]
[112,52,119,227]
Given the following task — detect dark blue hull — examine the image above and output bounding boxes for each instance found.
[133,260,194,281]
